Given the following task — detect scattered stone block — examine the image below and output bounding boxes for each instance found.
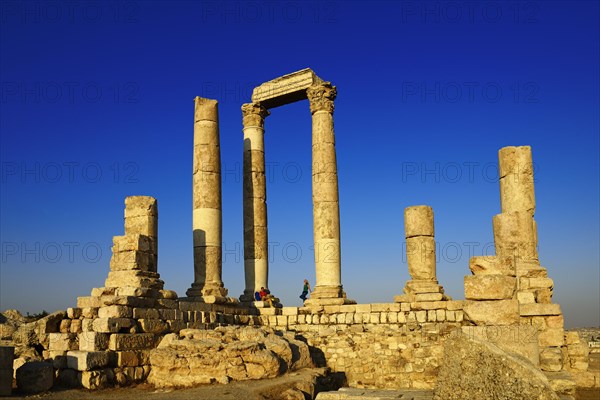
[108,334,159,351]
[433,333,558,400]
[66,351,110,371]
[520,304,562,316]
[463,300,519,326]
[79,332,109,351]
[464,275,516,300]
[16,361,54,394]
[92,318,133,333]
[469,255,515,276]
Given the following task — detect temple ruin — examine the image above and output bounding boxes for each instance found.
[1,68,596,398]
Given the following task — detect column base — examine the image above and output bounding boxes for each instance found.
[394,279,451,302]
[186,282,232,303]
[303,285,356,306]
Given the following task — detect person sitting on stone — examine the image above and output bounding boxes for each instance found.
[254,291,262,301]
[259,287,274,307]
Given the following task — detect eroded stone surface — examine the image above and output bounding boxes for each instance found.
[148,326,313,387]
[433,333,559,400]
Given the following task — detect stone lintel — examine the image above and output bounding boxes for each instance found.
[251,68,324,109]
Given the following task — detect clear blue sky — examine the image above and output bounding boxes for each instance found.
[1,1,598,328]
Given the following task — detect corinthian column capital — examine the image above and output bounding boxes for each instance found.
[242,102,270,128]
[307,82,337,114]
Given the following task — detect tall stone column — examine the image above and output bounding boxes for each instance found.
[186,97,228,301]
[240,102,270,302]
[305,83,351,305]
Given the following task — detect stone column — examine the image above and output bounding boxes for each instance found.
[395,205,448,302]
[240,102,270,302]
[495,146,538,265]
[186,97,228,301]
[305,83,350,305]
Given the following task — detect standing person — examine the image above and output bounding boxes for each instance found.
[299,279,311,302]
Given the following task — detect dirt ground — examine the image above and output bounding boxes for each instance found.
[8,369,335,400]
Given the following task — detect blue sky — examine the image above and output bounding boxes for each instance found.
[0,1,598,328]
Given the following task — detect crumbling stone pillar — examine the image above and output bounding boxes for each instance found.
[105,196,163,290]
[305,83,353,306]
[240,103,270,302]
[186,97,228,301]
[495,145,539,265]
[395,205,449,302]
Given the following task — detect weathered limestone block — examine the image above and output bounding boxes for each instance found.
[539,328,565,347]
[469,255,515,276]
[105,270,164,289]
[92,318,133,333]
[461,326,539,365]
[517,291,536,304]
[108,334,159,351]
[463,299,519,326]
[124,215,157,237]
[251,68,324,108]
[98,306,132,319]
[520,303,562,316]
[112,234,154,254]
[493,211,538,262]
[138,319,169,334]
[540,347,563,372]
[110,250,155,271]
[66,307,82,319]
[47,333,78,351]
[404,205,434,238]
[78,332,109,351]
[404,280,443,294]
[464,275,516,300]
[124,196,157,217]
[415,293,443,302]
[433,333,559,400]
[79,368,114,389]
[66,351,110,371]
[148,326,313,388]
[16,361,54,394]
[545,371,576,396]
[406,236,436,281]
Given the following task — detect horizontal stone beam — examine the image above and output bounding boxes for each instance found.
[251,68,324,109]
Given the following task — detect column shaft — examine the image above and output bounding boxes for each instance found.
[241,103,270,302]
[307,83,343,300]
[187,97,227,299]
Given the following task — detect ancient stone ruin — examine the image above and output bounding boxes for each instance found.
[1,68,597,399]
